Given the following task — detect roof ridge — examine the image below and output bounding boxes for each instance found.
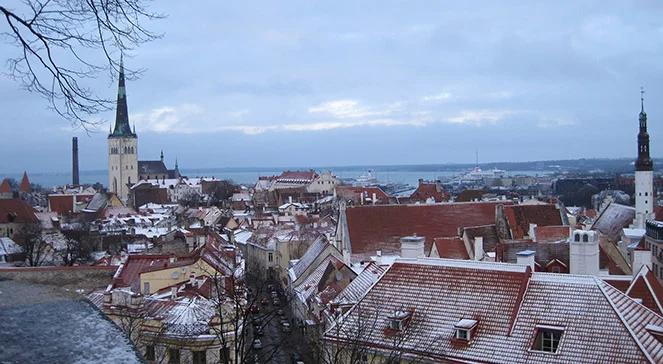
[395,257,529,273]
[508,268,532,336]
[595,278,655,363]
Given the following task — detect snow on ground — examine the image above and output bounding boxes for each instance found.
[0,280,140,364]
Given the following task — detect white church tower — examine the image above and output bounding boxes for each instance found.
[634,88,654,228]
[108,59,138,202]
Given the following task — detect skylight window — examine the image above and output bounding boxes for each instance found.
[532,325,564,353]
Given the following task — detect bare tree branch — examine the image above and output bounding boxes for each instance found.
[0,0,163,130]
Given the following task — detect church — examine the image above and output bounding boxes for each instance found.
[108,60,179,202]
[634,89,655,228]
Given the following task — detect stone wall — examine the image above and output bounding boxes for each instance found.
[0,266,117,289]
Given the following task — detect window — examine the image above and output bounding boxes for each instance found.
[574,233,580,242]
[389,319,402,330]
[456,329,469,340]
[387,310,412,331]
[168,348,180,364]
[145,345,155,361]
[454,319,477,342]
[582,234,588,242]
[192,351,206,364]
[268,253,273,262]
[532,327,563,353]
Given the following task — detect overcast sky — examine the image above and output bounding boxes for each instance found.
[2,0,663,173]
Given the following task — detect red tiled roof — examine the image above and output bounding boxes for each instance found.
[409,182,448,203]
[455,189,485,202]
[461,224,500,253]
[604,277,632,293]
[325,258,663,363]
[345,201,507,259]
[0,179,11,194]
[277,170,318,182]
[19,172,30,193]
[113,240,236,292]
[47,194,94,215]
[113,254,172,291]
[534,225,570,242]
[626,266,663,315]
[431,237,469,259]
[0,199,38,224]
[503,204,563,239]
[585,209,598,219]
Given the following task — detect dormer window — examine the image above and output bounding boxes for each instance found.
[532,325,564,353]
[454,319,478,342]
[387,309,413,332]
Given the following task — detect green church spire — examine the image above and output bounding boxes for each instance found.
[110,56,136,138]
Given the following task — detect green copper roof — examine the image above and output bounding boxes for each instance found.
[109,59,136,138]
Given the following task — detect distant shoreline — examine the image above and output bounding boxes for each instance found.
[2,158,661,188]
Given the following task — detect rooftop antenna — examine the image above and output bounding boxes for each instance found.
[641,86,645,112]
[475,149,479,168]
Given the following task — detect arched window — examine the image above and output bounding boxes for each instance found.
[582,234,588,242]
[574,233,580,242]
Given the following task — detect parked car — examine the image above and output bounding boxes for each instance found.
[260,297,270,306]
[291,353,304,364]
[250,305,260,314]
[255,327,264,337]
[253,339,263,350]
[272,298,280,306]
[281,322,291,332]
[277,309,284,317]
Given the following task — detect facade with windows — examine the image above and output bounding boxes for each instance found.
[646,220,663,282]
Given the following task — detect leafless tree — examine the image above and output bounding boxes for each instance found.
[15,223,49,266]
[205,266,299,364]
[0,0,162,128]
[312,294,441,364]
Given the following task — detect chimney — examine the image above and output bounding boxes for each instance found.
[289,196,293,204]
[516,250,536,270]
[528,223,537,240]
[473,237,484,261]
[72,137,79,186]
[375,250,382,265]
[569,230,599,275]
[372,193,377,205]
[189,273,196,286]
[170,286,177,300]
[400,235,425,259]
[632,249,651,277]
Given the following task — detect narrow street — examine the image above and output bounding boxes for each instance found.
[248,281,309,364]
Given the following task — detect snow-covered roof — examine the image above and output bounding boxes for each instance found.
[325,258,663,363]
[332,262,387,306]
[0,237,22,255]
